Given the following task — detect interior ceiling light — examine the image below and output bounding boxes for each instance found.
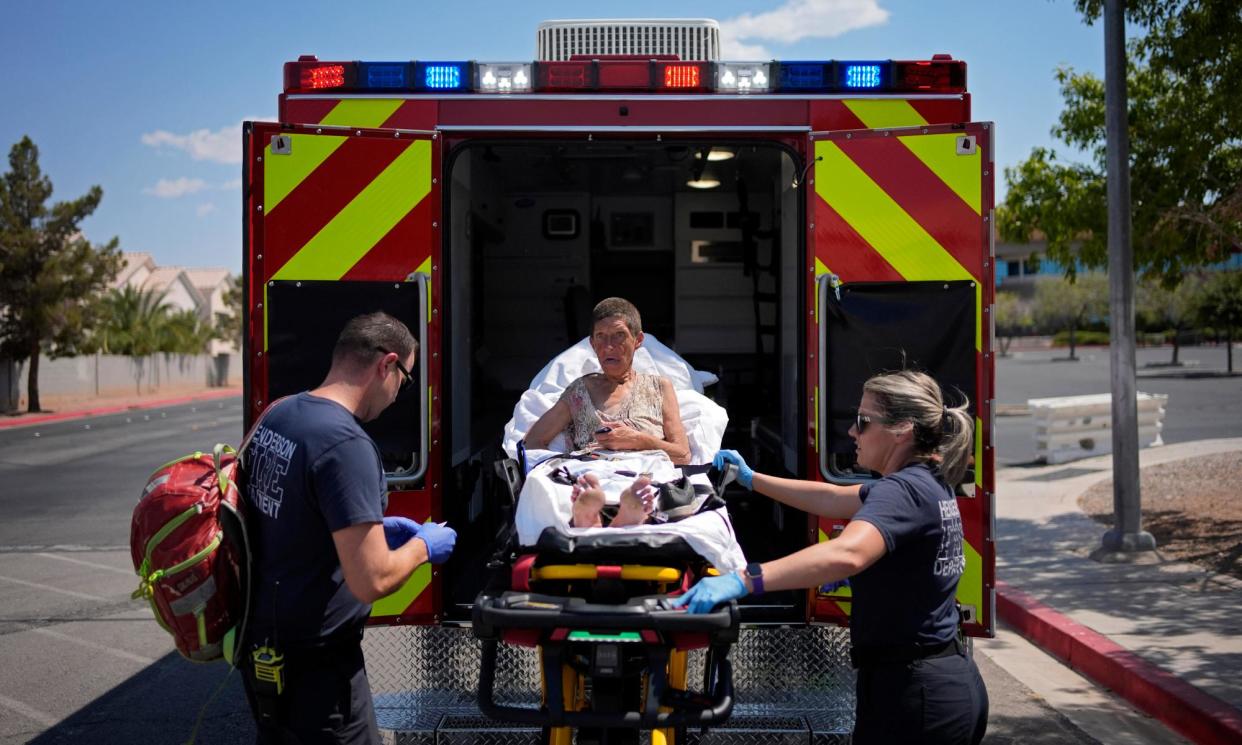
[707,149,735,161]
[686,177,721,189]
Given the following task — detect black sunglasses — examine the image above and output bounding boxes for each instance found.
[376,347,414,391]
[855,412,887,434]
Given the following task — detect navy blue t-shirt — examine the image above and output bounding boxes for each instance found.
[849,462,965,648]
[243,393,387,644]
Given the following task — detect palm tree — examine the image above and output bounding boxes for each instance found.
[158,308,215,355]
[96,285,170,357]
[95,286,170,392]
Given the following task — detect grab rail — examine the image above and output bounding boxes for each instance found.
[385,272,431,489]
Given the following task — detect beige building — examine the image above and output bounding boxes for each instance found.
[112,252,237,354]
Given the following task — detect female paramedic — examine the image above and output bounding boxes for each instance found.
[673,370,988,745]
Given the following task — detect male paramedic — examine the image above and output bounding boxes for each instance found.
[241,311,456,744]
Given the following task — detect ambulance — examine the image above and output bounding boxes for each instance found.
[242,18,995,743]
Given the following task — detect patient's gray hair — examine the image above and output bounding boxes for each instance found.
[592,297,642,337]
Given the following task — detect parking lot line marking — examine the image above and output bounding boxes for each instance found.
[32,627,155,665]
[35,552,134,576]
[0,692,57,727]
[0,574,108,601]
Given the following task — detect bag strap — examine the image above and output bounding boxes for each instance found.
[212,443,237,496]
[235,396,292,467]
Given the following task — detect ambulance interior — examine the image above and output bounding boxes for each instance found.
[443,139,810,621]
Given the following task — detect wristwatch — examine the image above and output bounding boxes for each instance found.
[745,562,765,596]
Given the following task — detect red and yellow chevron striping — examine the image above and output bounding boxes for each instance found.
[811,123,992,631]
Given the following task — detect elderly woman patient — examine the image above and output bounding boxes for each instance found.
[525,297,690,528]
[526,297,691,464]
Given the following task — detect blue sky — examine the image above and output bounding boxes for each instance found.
[2,0,1109,273]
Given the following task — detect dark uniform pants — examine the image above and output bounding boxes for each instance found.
[241,636,380,745]
[852,649,989,745]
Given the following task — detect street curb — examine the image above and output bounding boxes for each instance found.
[0,389,241,430]
[996,580,1242,745]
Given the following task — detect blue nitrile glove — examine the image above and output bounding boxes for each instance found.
[669,572,748,614]
[712,449,754,490]
[416,522,457,564]
[382,516,422,550]
[819,578,851,594]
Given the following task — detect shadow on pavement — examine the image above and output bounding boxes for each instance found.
[996,512,1242,697]
[27,652,254,745]
[975,652,1099,744]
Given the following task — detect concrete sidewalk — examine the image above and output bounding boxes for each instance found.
[993,438,1242,745]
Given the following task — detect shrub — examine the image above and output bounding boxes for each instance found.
[1052,330,1110,346]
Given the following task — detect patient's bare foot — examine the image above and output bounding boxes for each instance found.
[570,474,605,528]
[612,476,656,527]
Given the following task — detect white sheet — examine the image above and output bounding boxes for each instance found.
[514,451,746,573]
[502,334,728,466]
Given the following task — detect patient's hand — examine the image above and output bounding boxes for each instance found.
[594,419,653,452]
[613,476,657,527]
[570,473,605,528]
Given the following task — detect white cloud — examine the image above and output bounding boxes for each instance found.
[140,116,265,164]
[719,0,890,53]
[219,178,242,191]
[196,203,217,218]
[143,177,208,198]
[721,38,774,59]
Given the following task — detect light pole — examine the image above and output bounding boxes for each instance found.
[1102,0,1155,552]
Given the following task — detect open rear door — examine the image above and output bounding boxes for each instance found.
[806,123,996,636]
[243,122,443,624]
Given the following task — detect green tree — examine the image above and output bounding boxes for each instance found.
[1000,0,1241,282]
[994,290,1033,356]
[213,274,242,351]
[1137,273,1204,365]
[158,308,214,355]
[1032,273,1109,361]
[96,285,169,357]
[0,137,121,412]
[1195,271,1242,374]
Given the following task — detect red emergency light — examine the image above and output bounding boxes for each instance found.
[658,63,709,91]
[535,61,597,91]
[285,58,357,91]
[596,60,653,90]
[893,60,966,93]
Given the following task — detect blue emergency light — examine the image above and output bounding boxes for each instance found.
[358,62,410,89]
[417,62,469,91]
[842,63,886,89]
[775,62,834,91]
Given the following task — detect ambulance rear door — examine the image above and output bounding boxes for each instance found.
[805,122,996,636]
[243,121,444,624]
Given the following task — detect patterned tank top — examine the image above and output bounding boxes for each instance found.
[562,373,666,451]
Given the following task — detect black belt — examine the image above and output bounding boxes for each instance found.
[850,637,962,669]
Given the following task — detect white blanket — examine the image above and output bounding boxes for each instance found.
[504,337,742,572]
[502,334,727,466]
[514,451,746,573]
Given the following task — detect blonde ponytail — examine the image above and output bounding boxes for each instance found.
[938,403,975,487]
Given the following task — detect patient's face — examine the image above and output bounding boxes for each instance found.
[590,316,642,378]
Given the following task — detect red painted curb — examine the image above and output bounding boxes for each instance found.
[997,580,1242,745]
[0,389,241,429]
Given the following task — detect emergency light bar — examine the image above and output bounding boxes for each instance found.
[284,56,965,94]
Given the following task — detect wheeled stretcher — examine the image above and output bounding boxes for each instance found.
[473,458,743,742]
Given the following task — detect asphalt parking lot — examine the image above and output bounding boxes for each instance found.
[994,345,1242,465]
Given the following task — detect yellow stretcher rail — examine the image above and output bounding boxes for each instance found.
[530,565,683,582]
